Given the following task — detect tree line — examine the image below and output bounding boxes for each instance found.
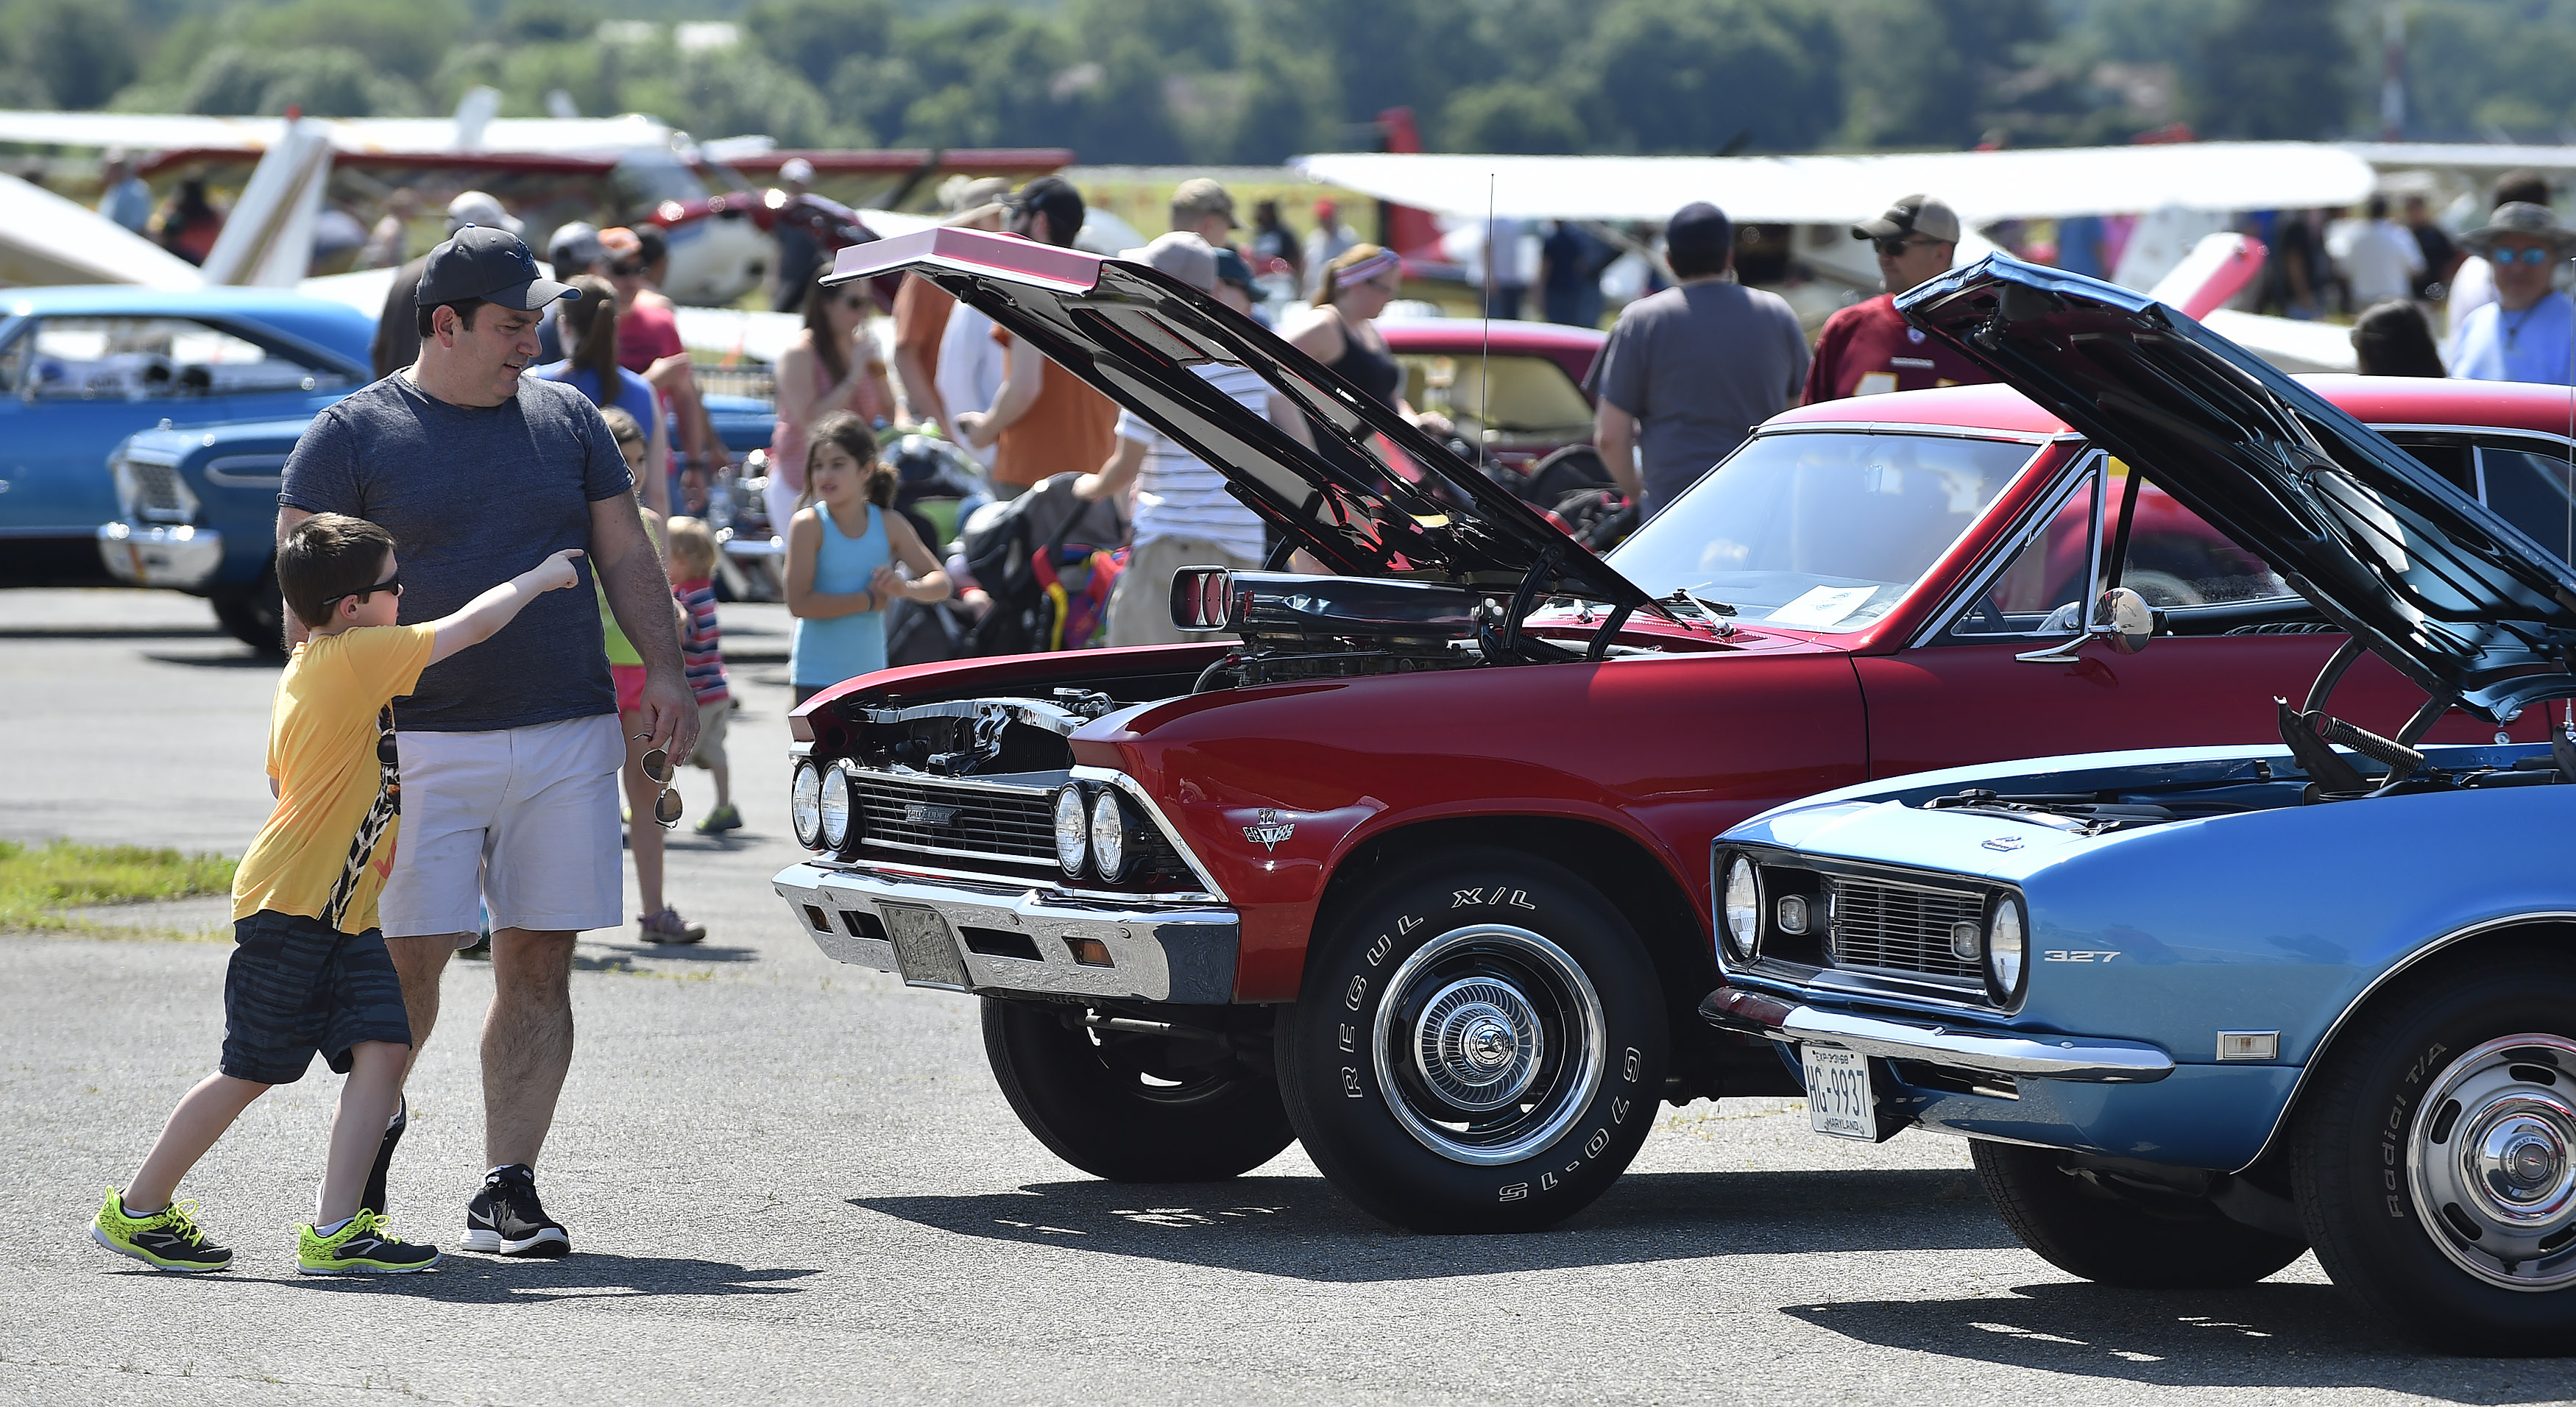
[0,0,2572,165]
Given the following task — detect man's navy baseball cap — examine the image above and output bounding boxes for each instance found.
[416,225,579,311]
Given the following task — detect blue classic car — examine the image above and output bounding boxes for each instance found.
[1,287,372,625]
[1702,255,2576,1354]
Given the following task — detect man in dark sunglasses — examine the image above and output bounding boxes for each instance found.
[2449,202,2576,386]
[1802,193,1995,405]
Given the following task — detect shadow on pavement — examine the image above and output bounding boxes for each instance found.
[141,650,277,668]
[852,1167,2009,1282]
[1783,1282,2576,1400]
[584,942,762,965]
[277,1251,818,1303]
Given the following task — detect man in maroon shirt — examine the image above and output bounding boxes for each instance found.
[1803,194,1994,405]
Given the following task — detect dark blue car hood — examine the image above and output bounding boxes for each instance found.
[1900,255,2576,721]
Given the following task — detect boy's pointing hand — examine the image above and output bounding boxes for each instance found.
[531,549,586,593]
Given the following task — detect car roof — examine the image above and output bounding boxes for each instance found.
[1768,374,2576,440]
[1,284,375,372]
[1379,318,1605,354]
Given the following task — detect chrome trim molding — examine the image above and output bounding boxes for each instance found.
[1072,764,1231,903]
[1758,421,2059,446]
[1699,983,2175,1082]
[202,455,286,488]
[2239,910,2576,1171]
[773,860,1240,1003]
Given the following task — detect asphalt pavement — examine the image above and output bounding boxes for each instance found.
[5,588,2574,1406]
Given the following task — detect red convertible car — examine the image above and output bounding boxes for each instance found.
[774,228,2576,1233]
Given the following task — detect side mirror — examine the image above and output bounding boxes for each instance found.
[2095,586,2153,655]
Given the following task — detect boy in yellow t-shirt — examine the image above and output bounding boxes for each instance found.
[91,512,583,1276]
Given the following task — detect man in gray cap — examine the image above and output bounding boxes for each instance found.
[1803,193,1993,405]
[279,224,697,1258]
[1075,233,1314,645]
[372,192,523,380]
[2447,202,2576,386]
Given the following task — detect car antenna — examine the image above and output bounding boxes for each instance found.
[1481,171,1496,478]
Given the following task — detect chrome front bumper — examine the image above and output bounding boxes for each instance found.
[774,860,1239,1004]
[1699,985,2176,1083]
[97,522,223,589]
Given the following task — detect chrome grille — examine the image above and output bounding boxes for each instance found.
[1827,877,1983,981]
[856,776,1055,863]
[125,459,188,520]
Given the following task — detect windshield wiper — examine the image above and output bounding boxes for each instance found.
[1657,589,1738,634]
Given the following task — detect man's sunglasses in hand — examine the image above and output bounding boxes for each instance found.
[635,734,684,829]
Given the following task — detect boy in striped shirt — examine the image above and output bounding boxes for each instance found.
[664,517,739,833]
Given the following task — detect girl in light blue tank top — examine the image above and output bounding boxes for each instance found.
[785,412,956,701]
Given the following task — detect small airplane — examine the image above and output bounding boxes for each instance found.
[0,91,1070,308]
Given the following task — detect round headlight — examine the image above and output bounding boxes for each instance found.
[1986,895,2027,1004]
[1053,785,1090,876]
[1719,854,1761,963]
[790,760,824,849]
[818,763,853,851]
[1090,789,1134,882]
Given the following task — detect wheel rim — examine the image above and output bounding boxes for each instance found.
[2405,1033,2576,1291]
[1370,924,1606,1167]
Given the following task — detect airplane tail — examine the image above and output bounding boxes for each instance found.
[199,116,332,288]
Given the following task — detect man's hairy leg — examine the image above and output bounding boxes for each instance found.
[484,928,576,1169]
[385,935,459,1084]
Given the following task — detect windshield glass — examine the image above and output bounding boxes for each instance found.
[1605,430,2041,632]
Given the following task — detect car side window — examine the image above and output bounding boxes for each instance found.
[1945,454,2296,639]
[2473,438,2576,567]
[23,316,351,401]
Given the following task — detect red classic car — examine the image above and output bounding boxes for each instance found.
[774,228,2576,1233]
[1376,317,1604,473]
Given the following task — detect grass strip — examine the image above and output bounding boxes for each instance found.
[0,838,236,933]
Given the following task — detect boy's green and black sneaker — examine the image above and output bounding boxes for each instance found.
[91,1186,232,1272]
[297,1209,439,1275]
[695,803,743,834]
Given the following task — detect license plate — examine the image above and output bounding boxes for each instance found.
[1802,1044,1878,1141]
[880,904,971,989]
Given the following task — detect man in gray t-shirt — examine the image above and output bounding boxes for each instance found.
[277,226,696,1256]
[1588,202,1810,519]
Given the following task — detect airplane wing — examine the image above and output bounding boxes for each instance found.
[1292,143,2377,226]
[2344,142,2576,176]
[0,171,203,289]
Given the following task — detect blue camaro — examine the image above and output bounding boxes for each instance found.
[0,286,372,614]
[1701,255,2576,1354]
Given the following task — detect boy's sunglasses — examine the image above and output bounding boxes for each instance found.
[635,734,684,829]
[1872,235,1940,257]
[325,572,400,609]
[2491,247,2564,265]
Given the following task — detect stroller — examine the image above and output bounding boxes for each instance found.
[954,472,1128,657]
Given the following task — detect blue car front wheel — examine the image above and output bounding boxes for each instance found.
[2295,957,2576,1354]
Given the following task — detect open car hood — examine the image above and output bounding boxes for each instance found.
[827,228,1648,609]
[1900,254,2576,720]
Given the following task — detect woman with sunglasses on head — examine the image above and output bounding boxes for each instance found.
[766,275,896,539]
[535,275,670,517]
[1281,244,1451,440]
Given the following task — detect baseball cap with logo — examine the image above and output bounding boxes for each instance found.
[1852,194,1961,244]
[1171,177,1238,228]
[445,190,521,236]
[415,226,579,311]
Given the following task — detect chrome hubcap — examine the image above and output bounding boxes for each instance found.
[1415,978,1543,1110]
[1371,925,1606,1167]
[2407,1034,2576,1291]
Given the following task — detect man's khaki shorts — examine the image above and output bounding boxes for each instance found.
[1106,535,1262,648]
[378,714,625,943]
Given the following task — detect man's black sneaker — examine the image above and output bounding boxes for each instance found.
[461,1164,570,1257]
[361,1095,407,1216]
